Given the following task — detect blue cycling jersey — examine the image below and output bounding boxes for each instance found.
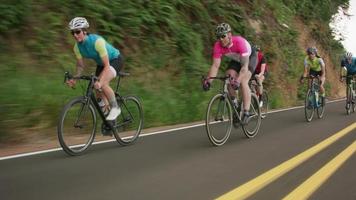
[341,57,356,74]
[73,34,120,66]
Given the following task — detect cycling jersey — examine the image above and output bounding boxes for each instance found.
[341,57,356,74]
[213,36,251,61]
[304,56,325,72]
[73,34,120,65]
[255,51,268,74]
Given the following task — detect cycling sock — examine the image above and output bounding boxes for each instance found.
[109,96,118,108]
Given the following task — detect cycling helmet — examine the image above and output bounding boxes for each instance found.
[215,23,231,38]
[254,44,261,51]
[306,47,317,55]
[345,52,353,59]
[68,17,89,30]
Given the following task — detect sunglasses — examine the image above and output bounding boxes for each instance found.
[217,34,227,40]
[71,30,82,35]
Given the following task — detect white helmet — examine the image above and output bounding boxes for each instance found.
[345,52,352,59]
[68,17,89,30]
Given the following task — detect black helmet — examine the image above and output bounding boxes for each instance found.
[306,47,317,55]
[215,23,231,38]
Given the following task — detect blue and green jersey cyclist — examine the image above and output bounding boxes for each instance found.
[65,17,123,121]
[340,52,356,105]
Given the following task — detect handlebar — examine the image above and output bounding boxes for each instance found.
[64,72,99,83]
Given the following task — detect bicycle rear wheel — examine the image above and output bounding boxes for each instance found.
[346,85,353,115]
[242,93,261,138]
[206,94,232,146]
[57,97,96,156]
[260,90,269,119]
[113,95,143,145]
[304,90,314,122]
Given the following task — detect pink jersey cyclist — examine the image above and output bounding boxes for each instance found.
[213,35,257,73]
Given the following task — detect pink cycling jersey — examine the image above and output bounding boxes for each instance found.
[213,36,252,62]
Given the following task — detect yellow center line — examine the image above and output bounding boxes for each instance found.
[283,140,356,200]
[216,123,356,200]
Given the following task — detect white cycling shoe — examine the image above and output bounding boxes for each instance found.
[106,107,121,121]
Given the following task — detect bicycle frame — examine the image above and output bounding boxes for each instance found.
[308,76,321,108]
[210,76,243,121]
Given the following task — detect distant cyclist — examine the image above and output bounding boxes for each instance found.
[340,52,356,105]
[253,45,268,106]
[202,22,258,124]
[300,47,326,105]
[66,17,122,121]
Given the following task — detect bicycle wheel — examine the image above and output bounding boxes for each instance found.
[242,93,261,138]
[260,90,269,119]
[317,94,325,119]
[57,96,96,156]
[113,95,143,145]
[206,93,233,146]
[304,90,314,122]
[346,85,353,115]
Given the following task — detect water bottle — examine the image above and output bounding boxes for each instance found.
[97,98,108,115]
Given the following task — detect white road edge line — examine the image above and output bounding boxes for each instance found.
[0,98,345,161]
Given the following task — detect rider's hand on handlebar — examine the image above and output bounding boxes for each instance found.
[202,78,211,91]
[66,79,76,88]
[299,76,305,84]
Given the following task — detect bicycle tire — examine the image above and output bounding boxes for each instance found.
[304,90,314,122]
[57,96,96,156]
[316,95,325,119]
[206,93,232,146]
[346,85,352,115]
[113,95,143,145]
[242,93,261,138]
[261,90,269,119]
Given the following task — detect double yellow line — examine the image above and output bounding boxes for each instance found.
[216,123,356,200]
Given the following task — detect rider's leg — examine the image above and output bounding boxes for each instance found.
[226,69,239,99]
[319,76,326,97]
[240,70,252,111]
[100,66,121,120]
[256,74,264,97]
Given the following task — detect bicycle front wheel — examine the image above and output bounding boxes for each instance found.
[242,93,261,138]
[113,95,143,145]
[57,97,96,156]
[206,94,233,146]
[260,90,269,119]
[304,90,314,122]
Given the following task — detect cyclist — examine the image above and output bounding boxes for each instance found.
[340,52,356,106]
[300,47,326,105]
[253,45,268,107]
[202,23,258,124]
[66,17,122,121]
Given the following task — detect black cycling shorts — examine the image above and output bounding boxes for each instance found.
[309,70,322,77]
[95,55,123,76]
[226,48,257,73]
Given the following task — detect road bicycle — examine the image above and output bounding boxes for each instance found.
[249,76,269,119]
[303,75,325,122]
[204,75,261,146]
[57,71,143,156]
[342,74,356,115]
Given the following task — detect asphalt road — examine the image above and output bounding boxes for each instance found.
[0,100,355,200]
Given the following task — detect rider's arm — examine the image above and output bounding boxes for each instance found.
[319,58,326,77]
[207,58,221,82]
[95,38,111,79]
[239,55,249,74]
[73,44,85,77]
[303,58,308,77]
[259,56,266,76]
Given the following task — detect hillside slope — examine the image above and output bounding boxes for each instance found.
[0,0,349,143]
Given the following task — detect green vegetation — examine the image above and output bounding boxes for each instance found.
[0,0,349,142]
